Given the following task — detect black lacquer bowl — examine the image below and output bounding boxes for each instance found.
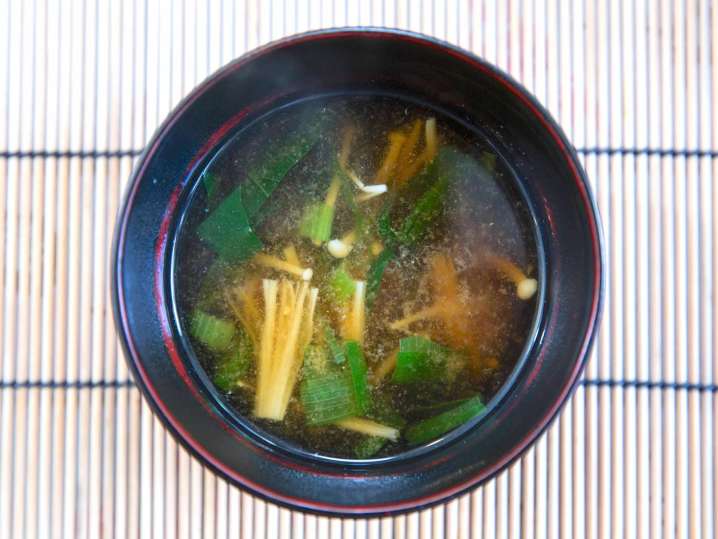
[113,28,602,516]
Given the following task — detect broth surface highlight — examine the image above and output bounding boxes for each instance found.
[175,95,538,458]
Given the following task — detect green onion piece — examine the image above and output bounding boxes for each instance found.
[299,203,335,245]
[366,248,395,307]
[397,169,450,246]
[337,168,361,215]
[344,341,370,414]
[300,371,358,425]
[190,310,236,352]
[405,394,486,445]
[354,436,388,459]
[369,394,407,429]
[196,189,264,262]
[327,264,356,302]
[303,344,329,375]
[324,324,346,365]
[240,120,324,221]
[379,147,476,249]
[212,333,253,391]
[197,118,326,260]
[376,203,398,245]
[391,336,450,384]
[203,171,220,201]
[408,397,471,416]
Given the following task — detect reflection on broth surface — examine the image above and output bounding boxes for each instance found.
[175,95,538,458]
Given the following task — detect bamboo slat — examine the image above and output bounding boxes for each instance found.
[0,1,716,537]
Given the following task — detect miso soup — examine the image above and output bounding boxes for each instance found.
[175,95,539,459]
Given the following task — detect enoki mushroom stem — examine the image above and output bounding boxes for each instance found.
[255,253,313,281]
[487,255,538,300]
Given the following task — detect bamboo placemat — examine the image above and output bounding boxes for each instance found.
[1,0,717,537]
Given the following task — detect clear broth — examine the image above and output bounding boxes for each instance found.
[175,95,538,458]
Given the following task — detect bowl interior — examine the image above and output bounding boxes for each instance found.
[167,90,548,465]
[114,29,601,515]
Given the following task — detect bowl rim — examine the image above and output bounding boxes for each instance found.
[113,26,604,515]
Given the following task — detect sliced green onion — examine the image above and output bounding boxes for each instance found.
[303,344,329,375]
[212,333,253,391]
[391,336,450,384]
[398,147,489,245]
[323,324,346,365]
[376,203,399,246]
[354,436,388,459]
[397,169,450,246]
[408,397,471,416]
[190,310,236,352]
[405,395,485,445]
[299,202,335,245]
[327,264,356,302]
[203,171,220,201]
[240,120,324,221]
[336,165,358,205]
[197,118,326,261]
[300,371,357,425]
[366,248,395,307]
[369,394,407,429]
[344,341,370,414]
[300,173,342,245]
[379,147,476,249]
[196,189,263,262]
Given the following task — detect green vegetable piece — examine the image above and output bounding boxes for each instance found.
[397,170,450,246]
[203,172,220,201]
[336,165,361,211]
[408,397,471,416]
[366,248,395,306]
[300,371,358,425]
[370,152,486,315]
[405,394,486,445]
[299,202,335,244]
[324,325,346,365]
[369,394,407,429]
[196,189,264,262]
[354,436,388,459]
[392,336,450,384]
[190,310,236,352]
[327,264,356,302]
[369,149,473,302]
[202,172,219,201]
[212,334,253,391]
[379,147,475,248]
[376,203,397,244]
[303,345,329,375]
[197,118,325,261]
[239,121,324,220]
[344,341,370,414]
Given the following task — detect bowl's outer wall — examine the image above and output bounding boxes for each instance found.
[114,29,602,515]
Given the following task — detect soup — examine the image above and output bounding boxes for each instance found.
[174,96,538,458]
